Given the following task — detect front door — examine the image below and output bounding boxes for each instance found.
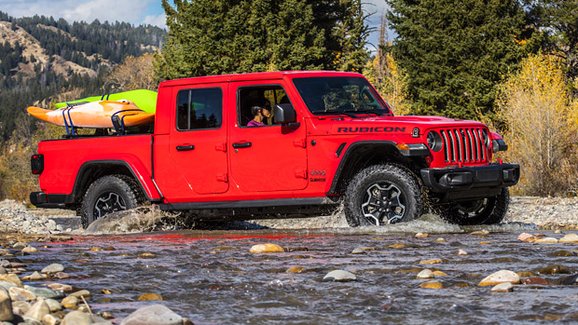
[229,82,308,192]
[160,85,229,202]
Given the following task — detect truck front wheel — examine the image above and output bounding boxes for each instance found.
[80,175,142,228]
[344,164,423,227]
[439,188,509,225]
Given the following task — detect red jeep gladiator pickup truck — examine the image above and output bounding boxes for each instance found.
[30,71,519,228]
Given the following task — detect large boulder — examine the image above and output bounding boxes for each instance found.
[120,304,184,325]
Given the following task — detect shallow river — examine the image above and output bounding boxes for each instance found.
[19,221,578,324]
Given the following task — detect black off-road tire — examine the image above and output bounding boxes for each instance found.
[344,164,423,227]
[80,175,144,228]
[439,188,510,225]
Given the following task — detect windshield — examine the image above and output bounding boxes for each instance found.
[293,77,391,115]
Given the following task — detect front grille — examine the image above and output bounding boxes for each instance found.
[440,128,489,163]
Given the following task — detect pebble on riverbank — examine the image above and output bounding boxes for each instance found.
[491,282,514,292]
[479,270,521,287]
[323,270,356,282]
[249,243,285,254]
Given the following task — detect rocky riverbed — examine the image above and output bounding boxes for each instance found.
[0,197,577,324]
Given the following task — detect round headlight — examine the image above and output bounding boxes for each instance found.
[427,131,442,152]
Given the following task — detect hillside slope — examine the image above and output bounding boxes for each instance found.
[0,11,166,140]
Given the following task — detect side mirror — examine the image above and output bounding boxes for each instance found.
[274,104,297,125]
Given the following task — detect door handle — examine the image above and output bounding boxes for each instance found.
[232,142,252,149]
[176,145,195,151]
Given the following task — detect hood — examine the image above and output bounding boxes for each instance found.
[308,115,488,136]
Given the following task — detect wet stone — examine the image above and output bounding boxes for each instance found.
[415,232,429,239]
[416,269,433,279]
[138,293,163,301]
[419,258,442,265]
[120,304,184,325]
[24,285,63,299]
[22,271,47,281]
[518,233,536,243]
[534,237,558,244]
[0,288,13,322]
[44,299,62,312]
[479,270,520,287]
[23,299,50,321]
[491,282,513,293]
[249,243,285,254]
[553,274,578,285]
[8,287,36,302]
[61,311,94,325]
[21,246,37,254]
[559,233,578,244]
[41,264,64,274]
[69,290,90,298]
[138,252,156,258]
[0,274,21,287]
[458,249,468,256]
[47,283,73,292]
[435,238,446,243]
[420,281,443,289]
[549,250,576,257]
[11,300,30,315]
[351,246,375,254]
[61,296,79,309]
[470,230,490,236]
[286,266,304,274]
[323,270,356,282]
[0,267,5,275]
[522,277,550,285]
[52,272,70,279]
[433,270,448,277]
[517,271,536,277]
[388,243,406,249]
[536,265,571,275]
[42,314,59,325]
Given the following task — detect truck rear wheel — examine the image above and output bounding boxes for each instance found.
[344,164,423,227]
[439,188,509,225]
[80,175,142,228]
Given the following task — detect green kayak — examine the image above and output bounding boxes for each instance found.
[55,89,157,113]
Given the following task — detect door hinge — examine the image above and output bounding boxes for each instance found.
[294,169,308,179]
[217,173,229,183]
[293,138,307,148]
[215,143,227,152]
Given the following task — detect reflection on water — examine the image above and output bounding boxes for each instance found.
[20,223,578,324]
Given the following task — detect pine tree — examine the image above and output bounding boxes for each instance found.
[156,0,369,79]
[387,0,531,120]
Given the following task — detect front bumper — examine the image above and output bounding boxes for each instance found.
[420,163,520,200]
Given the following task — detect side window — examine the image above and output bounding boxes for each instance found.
[238,85,291,127]
[176,88,222,131]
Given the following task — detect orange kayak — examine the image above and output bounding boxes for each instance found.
[27,100,154,128]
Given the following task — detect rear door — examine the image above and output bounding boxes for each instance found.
[228,81,308,192]
[157,84,229,201]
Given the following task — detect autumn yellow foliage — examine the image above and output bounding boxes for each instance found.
[497,54,578,196]
[364,52,412,115]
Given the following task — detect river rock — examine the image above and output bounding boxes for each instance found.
[560,233,578,244]
[388,243,406,249]
[553,274,578,285]
[522,277,550,285]
[491,282,513,292]
[415,232,429,239]
[138,293,163,301]
[24,299,50,321]
[433,270,448,277]
[120,304,184,325]
[0,288,13,322]
[21,246,37,254]
[416,269,433,279]
[0,282,15,291]
[53,272,70,279]
[47,283,72,292]
[479,270,520,286]
[69,290,91,298]
[44,299,62,312]
[24,285,63,299]
[537,265,570,275]
[470,230,489,236]
[249,243,285,254]
[286,266,304,273]
[351,246,375,254]
[435,238,446,243]
[138,252,156,258]
[61,311,91,325]
[518,233,536,242]
[12,300,30,315]
[458,249,468,256]
[22,271,47,281]
[0,266,5,275]
[535,237,558,244]
[323,270,356,282]
[41,264,64,274]
[61,295,79,309]
[420,281,443,289]
[8,287,36,302]
[0,274,21,287]
[42,314,59,325]
[419,258,442,265]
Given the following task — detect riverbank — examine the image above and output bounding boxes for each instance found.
[0,196,577,234]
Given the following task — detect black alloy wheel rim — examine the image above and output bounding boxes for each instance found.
[361,182,406,225]
[455,199,489,218]
[93,192,126,219]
